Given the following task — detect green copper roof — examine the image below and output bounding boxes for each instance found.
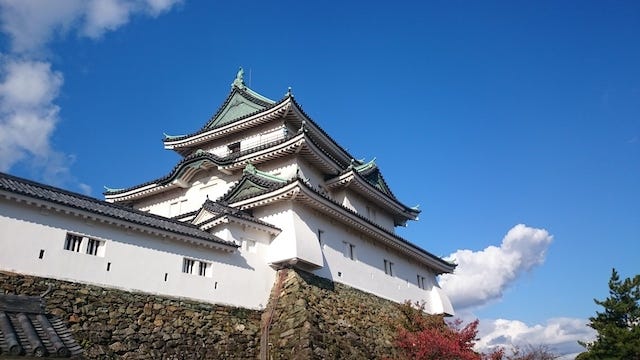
[163,132,187,140]
[205,68,276,129]
[225,179,271,202]
[353,158,395,198]
[243,164,287,183]
[353,157,376,172]
[221,164,289,203]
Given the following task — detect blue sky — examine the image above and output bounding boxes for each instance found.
[1,1,638,358]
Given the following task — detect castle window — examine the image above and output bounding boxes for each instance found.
[198,261,210,277]
[417,275,426,289]
[64,233,82,252]
[344,242,356,260]
[243,239,257,253]
[86,238,104,256]
[366,206,377,221]
[169,199,187,217]
[228,142,240,154]
[317,229,324,245]
[384,259,394,276]
[182,258,195,274]
[183,258,212,277]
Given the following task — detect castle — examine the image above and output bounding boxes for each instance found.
[0,69,454,315]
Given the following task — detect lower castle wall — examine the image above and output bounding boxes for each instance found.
[0,269,407,359]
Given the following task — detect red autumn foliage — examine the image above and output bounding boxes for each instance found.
[394,301,504,360]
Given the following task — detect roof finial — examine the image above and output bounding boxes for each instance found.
[232,67,245,89]
[285,86,292,97]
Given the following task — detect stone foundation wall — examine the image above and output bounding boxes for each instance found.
[0,271,261,359]
[264,269,404,359]
[1,270,406,359]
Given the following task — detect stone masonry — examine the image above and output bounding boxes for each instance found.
[1,270,406,359]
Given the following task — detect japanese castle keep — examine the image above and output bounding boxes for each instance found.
[0,69,455,316]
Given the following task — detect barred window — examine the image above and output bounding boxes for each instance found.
[86,239,101,256]
[182,258,195,274]
[198,261,209,277]
[64,234,82,252]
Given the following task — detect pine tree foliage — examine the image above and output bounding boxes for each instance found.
[577,268,640,360]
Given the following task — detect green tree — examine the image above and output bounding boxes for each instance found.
[577,268,640,360]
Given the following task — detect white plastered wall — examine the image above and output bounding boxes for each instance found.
[0,199,274,309]
[293,205,452,314]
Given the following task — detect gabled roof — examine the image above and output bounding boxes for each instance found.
[325,159,420,225]
[219,164,289,204]
[353,159,395,199]
[191,199,281,236]
[202,88,275,130]
[163,68,277,147]
[0,293,82,357]
[0,172,237,251]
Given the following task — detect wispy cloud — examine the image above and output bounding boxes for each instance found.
[475,317,595,358]
[440,224,553,310]
[0,0,182,189]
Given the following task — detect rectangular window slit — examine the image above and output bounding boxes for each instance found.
[38,249,45,259]
[384,259,394,276]
[107,262,111,271]
[164,273,168,281]
[214,282,218,290]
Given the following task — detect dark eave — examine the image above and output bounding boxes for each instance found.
[0,172,237,249]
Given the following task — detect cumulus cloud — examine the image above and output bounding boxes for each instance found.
[439,224,593,358]
[475,317,596,358]
[440,224,553,310]
[0,0,183,52]
[0,59,62,171]
[0,0,181,188]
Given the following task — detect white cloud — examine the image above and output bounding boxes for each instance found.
[0,59,62,171]
[0,0,182,52]
[475,317,596,358]
[440,224,553,310]
[83,0,133,38]
[0,0,83,54]
[0,0,181,188]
